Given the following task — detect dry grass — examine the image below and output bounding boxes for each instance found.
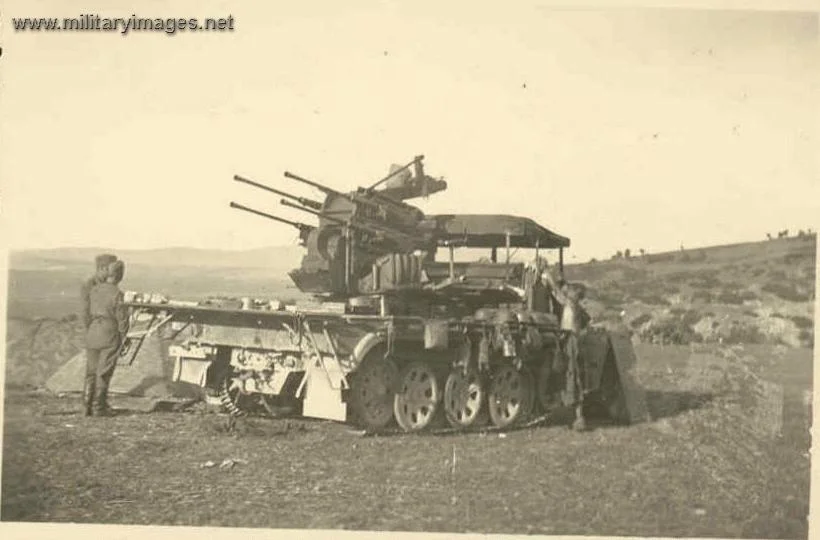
[2,344,811,538]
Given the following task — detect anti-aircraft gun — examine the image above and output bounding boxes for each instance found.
[120,155,646,434]
[231,155,447,300]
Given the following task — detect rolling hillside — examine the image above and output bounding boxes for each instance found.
[565,234,816,348]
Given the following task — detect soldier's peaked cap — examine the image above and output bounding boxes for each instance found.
[95,253,118,268]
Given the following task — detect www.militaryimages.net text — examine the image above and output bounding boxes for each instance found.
[11,14,235,35]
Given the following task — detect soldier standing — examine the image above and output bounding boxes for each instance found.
[542,268,591,431]
[84,260,129,417]
[80,254,118,331]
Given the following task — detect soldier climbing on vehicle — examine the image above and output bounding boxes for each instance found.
[542,267,591,431]
[524,259,552,314]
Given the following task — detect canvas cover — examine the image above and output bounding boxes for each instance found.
[434,214,571,249]
[44,332,203,399]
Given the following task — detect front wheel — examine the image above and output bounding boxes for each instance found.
[347,348,398,430]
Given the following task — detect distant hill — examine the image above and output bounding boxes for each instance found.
[8,245,304,272]
[6,234,816,342]
[564,234,816,348]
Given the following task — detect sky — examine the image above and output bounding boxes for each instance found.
[0,1,818,263]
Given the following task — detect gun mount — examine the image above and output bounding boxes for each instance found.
[231,156,454,298]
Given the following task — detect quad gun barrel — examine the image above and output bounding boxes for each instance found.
[234,174,322,210]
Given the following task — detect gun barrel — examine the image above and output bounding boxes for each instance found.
[229,201,313,231]
[283,171,341,196]
[284,171,382,210]
[367,155,424,191]
[233,175,322,210]
[279,198,348,226]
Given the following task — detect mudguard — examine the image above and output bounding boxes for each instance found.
[351,332,387,368]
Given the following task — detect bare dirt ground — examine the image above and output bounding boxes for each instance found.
[1,343,811,538]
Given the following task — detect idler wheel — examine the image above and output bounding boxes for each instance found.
[487,364,535,428]
[348,351,398,430]
[443,368,486,428]
[393,362,441,432]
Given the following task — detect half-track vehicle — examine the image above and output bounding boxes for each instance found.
[120,156,644,433]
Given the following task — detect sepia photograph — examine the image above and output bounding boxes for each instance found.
[0,1,817,539]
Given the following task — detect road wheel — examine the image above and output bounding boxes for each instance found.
[348,349,398,430]
[443,367,486,429]
[488,364,535,428]
[393,361,441,432]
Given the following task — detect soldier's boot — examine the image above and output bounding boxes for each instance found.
[571,403,587,432]
[83,381,95,416]
[93,386,114,417]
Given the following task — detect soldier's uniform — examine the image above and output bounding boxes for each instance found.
[543,270,591,431]
[84,260,128,416]
[81,254,118,331]
[524,263,551,313]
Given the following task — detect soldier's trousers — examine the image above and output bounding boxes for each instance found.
[561,333,584,407]
[85,344,119,411]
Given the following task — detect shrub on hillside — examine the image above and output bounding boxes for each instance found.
[715,289,748,305]
[665,271,691,283]
[633,293,670,306]
[646,253,676,264]
[691,290,713,303]
[761,282,810,302]
[588,288,626,306]
[799,329,814,348]
[789,315,813,329]
[630,313,652,328]
[639,317,701,345]
[722,321,767,345]
[783,252,810,265]
[678,250,708,263]
[681,309,702,327]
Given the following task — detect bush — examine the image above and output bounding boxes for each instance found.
[767,269,788,281]
[723,321,766,345]
[742,310,758,318]
[789,315,814,329]
[678,251,708,263]
[634,294,670,306]
[762,282,810,302]
[691,290,712,303]
[590,289,626,306]
[630,313,652,328]
[740,290,758,302]
[783,253,809,265]
[646,253,676,264]
[641,318,701,344]
[715,290,745,305]
[799,329,814,348]
[681,309,702,327]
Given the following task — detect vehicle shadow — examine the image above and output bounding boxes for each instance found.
[580,389,715,431]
